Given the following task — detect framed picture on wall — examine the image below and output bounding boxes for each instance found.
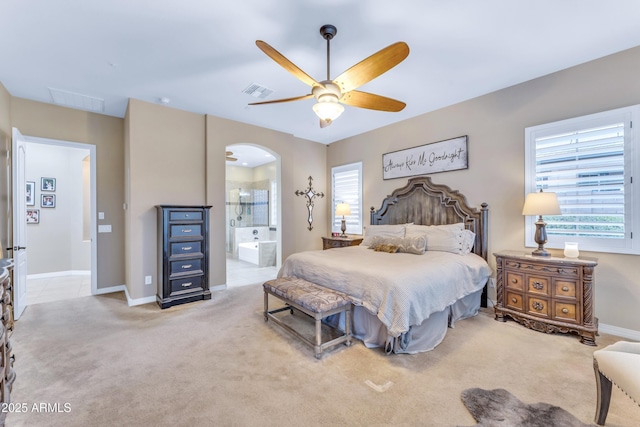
[41,194,56,208]
[41,177,56,192]
[26,181,35,206]
[27,209,40,224]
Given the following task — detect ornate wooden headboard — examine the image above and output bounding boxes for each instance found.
[370,176,489,306]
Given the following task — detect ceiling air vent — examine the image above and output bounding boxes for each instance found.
[49,87,105,113]
[242,83,274,99]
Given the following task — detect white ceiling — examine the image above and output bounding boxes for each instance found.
[3,0,640,151]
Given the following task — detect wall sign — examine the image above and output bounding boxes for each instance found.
[382,135,468,180]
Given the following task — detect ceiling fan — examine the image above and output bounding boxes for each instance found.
[226,151,237,161]
[249,24,409,128]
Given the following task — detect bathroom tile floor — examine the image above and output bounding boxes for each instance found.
[27,273,92,305]
[226,253,277,287]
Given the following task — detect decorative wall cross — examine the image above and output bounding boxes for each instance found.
[295,176,324,231]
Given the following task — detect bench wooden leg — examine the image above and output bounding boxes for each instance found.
[594,358,612,425]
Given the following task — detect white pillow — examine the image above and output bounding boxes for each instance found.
[461,229,476,255]
[361,224,406,247]
[406,223,467,254]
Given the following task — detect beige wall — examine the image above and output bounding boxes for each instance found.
[10,98,125,290]
[327,45,640,334]
[0,84,11,259]
[124,99,206,300]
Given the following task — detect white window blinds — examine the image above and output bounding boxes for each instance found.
[332,162,363,235]
[525,104,640,254]
[534,122,625,239]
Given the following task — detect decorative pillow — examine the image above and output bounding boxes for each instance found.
[372,243,400,253]
[369,235,427,255]
[405,223,466,254]
[361,224,406,247]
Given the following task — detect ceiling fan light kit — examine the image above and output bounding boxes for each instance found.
[251,24,409,128]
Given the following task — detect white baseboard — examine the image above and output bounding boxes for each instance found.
[599,323,640,341]
[27,270,91,279]
[92,284,155,306]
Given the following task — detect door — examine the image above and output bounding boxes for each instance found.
[11,128,27,319]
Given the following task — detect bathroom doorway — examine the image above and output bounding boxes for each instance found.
[225,144,280,287]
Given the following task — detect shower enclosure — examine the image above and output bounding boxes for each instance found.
[227,188,274,264]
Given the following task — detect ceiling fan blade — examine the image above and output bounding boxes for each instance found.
[226,151,233,156]
[333,42,409,93]
[226,157,238,161]
[256,40,319,88]
[340,90,406,112]
[249,94,314,106]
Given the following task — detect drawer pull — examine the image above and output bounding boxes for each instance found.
[511,278,518,284]
[532,281,544,290]
[532,301,544,311]
[182,229,192,233]
[182,246,192,251]
[181,265,192,269]
[562,308,569,314]
[511,297,517,303]
[562,286,569,292]
[181,282,192,287]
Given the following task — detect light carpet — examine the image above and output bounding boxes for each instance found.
[7,283,639,426]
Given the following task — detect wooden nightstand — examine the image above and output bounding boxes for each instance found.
[494,250,598,345]
[322,236,363,250]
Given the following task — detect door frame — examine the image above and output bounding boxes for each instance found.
[17,135,97,296]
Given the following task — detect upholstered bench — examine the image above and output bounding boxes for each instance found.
[263,277,352,359]
[593,340,640,425]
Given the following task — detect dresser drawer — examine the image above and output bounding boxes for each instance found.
[526,296,550,318]
[505,291,524,311]
[170,241,202,257]
[170,258,203,276]
[553,301,579,323]
[169,210,203,221]
[553,279,577,299]
[170,275,205,296]
[505,271,524,291]
[170,224,202,238]
[527,276,550,296]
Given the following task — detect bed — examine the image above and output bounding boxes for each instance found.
[278,176,491,354]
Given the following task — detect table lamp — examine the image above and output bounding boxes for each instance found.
[335,203,351,238]
[522,189,561,256]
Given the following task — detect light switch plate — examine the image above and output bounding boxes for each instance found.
[98,212,105,220]
[145,276,152,285]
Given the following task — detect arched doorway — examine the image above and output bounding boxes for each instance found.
[225,144,280,287]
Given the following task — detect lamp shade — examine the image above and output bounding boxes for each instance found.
[313,100,344,122]
[335,203,351,216]
[522,190,561,216]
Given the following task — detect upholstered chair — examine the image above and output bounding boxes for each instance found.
[593,341,640,425]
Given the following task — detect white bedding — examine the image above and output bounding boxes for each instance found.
[278,245,492,338]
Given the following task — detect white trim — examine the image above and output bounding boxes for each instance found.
[599,323,640,342]
[93,284,156,306]
[27,270,90,279]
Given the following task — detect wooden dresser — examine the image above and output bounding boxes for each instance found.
[494,250,598,345]
[322,236,363,250]
[0,259,15,426]
[156,205,212,309]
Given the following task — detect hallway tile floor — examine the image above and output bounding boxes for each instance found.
[27,273,92,305]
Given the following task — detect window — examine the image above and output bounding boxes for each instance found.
[331,162,363,235]
[525,105,640,254]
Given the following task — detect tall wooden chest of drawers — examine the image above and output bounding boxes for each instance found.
[156,205,212,309]
[494,250,598,345]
